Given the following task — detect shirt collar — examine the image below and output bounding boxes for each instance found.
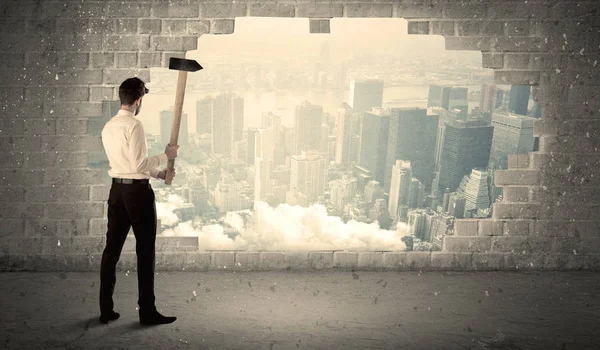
[116,109,135,117]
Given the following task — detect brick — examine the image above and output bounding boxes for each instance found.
[456,21,481,36]
[106,2,150,17]
[430,252,472,270]
[42,102,102,118]
[53,69,103,85]
[89,87,116,102]
[234,252,260,269]
[25,185,89,202]
[184,252,211,270]
[57,219,89,237]
[56,52,89,69]
[495,170,540,186]
[210,19,235,35]
[139,19,161,34]
[309,251,334,269]
[494,37,549,52]
[45,203,103,219]
[0,186,25,202]
[0,219,24,237]
[103,69,150,84]
[115,19,138,34]
[56,18,88,34]
[150,36,197,51]
[0,53,24,69]
[139,53,162,68]
[56,119,88,135]
[151,2,199,18]
[443,236,492,253]
[186,20,210,35]
[211,251,235,269]
[453,219,479,236]
[487,2,549,20]
[407,21,429,35]
[88,18,115,34]
[0,152,23,168]
[55,34,104,51]
[481,21,505,36]
[162,52,186,67]
[491,236,550,253]
[24,151,88,168]
[405,251,431,269]
[492,203,541,220]
[503,54,531,69]
[41,135,102,152]
[89,218,108,235]
[2,101,44,118]
[309,19,330,34]
[103,35,150,51]
[345,3,393,18]
[477,219,505,236]
[248,3,295,17]
[505,21,531,36]
[25,219,57,236]
[508,154,530,169]
[382,252,407,268]
[42,236,105,255]
[0,169,44,186]
[115,53,138,68]
[161,20,186,34]
[91,53,115,68]
[90,184,110,201]
[200,3,247,18]
[23,119,56,135]
[471,253,507,270]
[445,37,491,51]
[333,251,358,267]
[260,252,286,269]
[0,203,44,220]
[442,3,486,19]
[430,21,455,36]
[357,252,384,268]
[296,3,343,18]
[2,238,44,255]
[0,136,42,152]
[56,87,89,102]
[397,4,442,18]
[494,71,539,85]
[43,169,104,185]
[503,186,530,202]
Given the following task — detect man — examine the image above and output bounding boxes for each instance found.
[99,77,179,325]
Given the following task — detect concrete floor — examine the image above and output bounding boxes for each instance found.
[1,271,599,350]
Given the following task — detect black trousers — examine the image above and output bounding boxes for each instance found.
[100,182,157,315]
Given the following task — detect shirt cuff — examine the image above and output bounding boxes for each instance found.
[158,152,168,165]
[150,168,160,179]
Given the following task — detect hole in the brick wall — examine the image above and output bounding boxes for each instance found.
[112,18,540,253]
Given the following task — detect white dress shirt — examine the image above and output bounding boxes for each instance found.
[101,109,168,180]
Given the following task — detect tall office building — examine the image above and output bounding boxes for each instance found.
[329,175,358,210]
[408,178,426,209]
[508,85,531,116]
[427,85,468,113]
[335,103,354,165]
[262,111,281,129]
[214,173,251,212]
[438,119,494,193]
[349,79,384,114]
[447,192,466,218]
[196,97,212,135]
[363,180,384,205]
[490,112,535,169]
[388,160,412,218]
[160,109,188,146]
[358,108,391,186]
[211,93,244,156]
[369,198,391,229]
[254,128,274,202]
[294,101,323,155]
[246,128,258,166]
[384,108,438,193]
[290,150,328,202]
[457,168,491,214]
[480,83,497,113]
[407,211,425,237]
[320,122,330,156]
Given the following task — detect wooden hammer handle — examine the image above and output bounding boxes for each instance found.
[165,70,188,185]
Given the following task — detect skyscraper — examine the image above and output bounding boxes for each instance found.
[211,92,244,156]
[384,108,438,193]
[480,83,497,113]
[335,103,354,165]
[349,79,384,114]
[160,109,188,146]
[457,168,491,214]
[447,192,466,219]
[290,150,328,202]
[508,85,531,116]
[427,85,468,113]
[358,107,391,186]
[246,128,258,166]
[490,112,535,169]
[407,178,426,209]
[329,175,358,210]
[196,97,212,135]
[294,101,323,155]
[388,160,412,218]
[214,173,251,212]
[438,119,494,193]
[254,128,274,202]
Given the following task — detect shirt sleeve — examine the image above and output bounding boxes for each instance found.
[149,168,161,179]
[129,122,168,174]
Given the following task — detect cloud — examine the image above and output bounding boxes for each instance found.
[156,195,407,251]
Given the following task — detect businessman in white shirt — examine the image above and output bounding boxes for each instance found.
[99,77,179,325]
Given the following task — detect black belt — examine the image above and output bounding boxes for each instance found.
[112,178,149,184]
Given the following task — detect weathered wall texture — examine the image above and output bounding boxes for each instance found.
[1,0,599,271]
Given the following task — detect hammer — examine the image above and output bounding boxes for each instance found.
[165,57,203,185]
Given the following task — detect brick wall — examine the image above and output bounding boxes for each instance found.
[1,0,599,271]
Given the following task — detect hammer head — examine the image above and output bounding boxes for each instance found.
[169,57,203,72]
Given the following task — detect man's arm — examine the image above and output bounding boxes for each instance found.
[129,123,168,174]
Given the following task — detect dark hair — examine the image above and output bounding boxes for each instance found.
[119,77,149,105]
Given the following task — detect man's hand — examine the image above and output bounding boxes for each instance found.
[165,143,179,159]
[157,167,176,182]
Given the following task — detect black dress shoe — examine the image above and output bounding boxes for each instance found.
[139,310,177,325]
[99,311,120,324]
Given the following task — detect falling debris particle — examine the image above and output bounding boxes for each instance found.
[125,270,129,277]
[55,74,59,80]
[573,250,577,255]
[485,290,489,297]
[248,281,252,288]
[434,291,439,296]
[192,290,197,297]
[57,240,61,247]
